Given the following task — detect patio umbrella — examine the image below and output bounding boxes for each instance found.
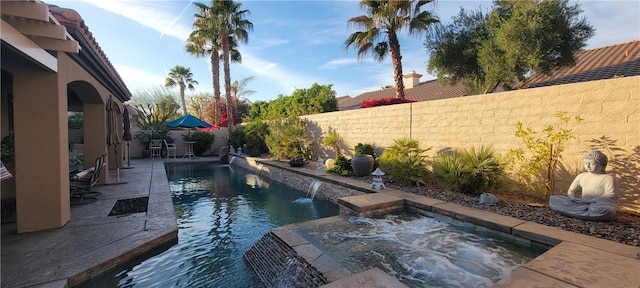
[106,95,122,182]
[122,106,134,168]
[166,114,212,129]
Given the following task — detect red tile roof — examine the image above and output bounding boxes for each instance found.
[339,80,466,110]
[526,40,640,88]
[339,40,640,111]
[48,5,132,101]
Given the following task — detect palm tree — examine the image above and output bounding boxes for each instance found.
[344,0,439,99]
[188,1,252,130]
[165,65,198,115]
[230,76,256,113]
[187,3,223,127]
[215,0,253,132]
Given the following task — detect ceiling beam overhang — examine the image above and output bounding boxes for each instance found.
[3,16,67,39]
[1,19,57,72]
[30,35,79,53]
[0,1,49,22]
[1,0,80,56]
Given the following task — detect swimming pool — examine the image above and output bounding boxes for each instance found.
[78,163,339,287]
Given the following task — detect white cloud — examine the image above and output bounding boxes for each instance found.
[580,1,640,48]
[319,58,358,69]
[241,53,320,93]
[256,38,289,49]
[114,64,165,90]
[81,0,193,40]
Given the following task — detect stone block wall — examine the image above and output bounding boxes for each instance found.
[302,77,640,212]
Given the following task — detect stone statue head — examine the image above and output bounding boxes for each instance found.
[583,150,608,173]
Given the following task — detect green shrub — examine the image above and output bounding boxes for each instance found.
[229,121,269,157]
[135,128,172,149]
[264,117,315,160]
[183,132,214,156]
[434,146,503,195]
[432,151,465,189]
[68,112,83,129]
[229,126,246,149]
[354,143,375,157]
[244,121,269,156]
[322,130,341,158]
[1,132,14,163]
[328,155,352,176]
[69,154,84,168]
[378,138,431,186]
[503,111,582,205]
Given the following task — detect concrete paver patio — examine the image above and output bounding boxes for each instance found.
[0,158,203,287]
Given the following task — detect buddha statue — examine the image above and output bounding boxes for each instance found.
[549,150,620,221]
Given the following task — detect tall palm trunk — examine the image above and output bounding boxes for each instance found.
[179,83,187,115]
[211,51,221,127]
[388,31,406,99]
[221,32,235,133]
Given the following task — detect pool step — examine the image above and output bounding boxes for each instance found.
[338,193,404,216]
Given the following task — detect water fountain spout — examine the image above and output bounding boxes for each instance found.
[306,180,322,200]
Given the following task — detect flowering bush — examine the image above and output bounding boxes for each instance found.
[361,98,416,108]
[219,110,241,128]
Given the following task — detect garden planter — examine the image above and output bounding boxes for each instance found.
[289,158,305,167]
[351,155,374,176]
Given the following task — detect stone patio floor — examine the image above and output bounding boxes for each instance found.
[1,157,217,288]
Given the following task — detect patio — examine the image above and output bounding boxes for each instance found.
[0,157,214,288]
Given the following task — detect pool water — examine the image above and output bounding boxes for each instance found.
[293,213,547,288]
[79,163,339,287]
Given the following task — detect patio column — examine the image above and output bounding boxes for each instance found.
[12,67,70,233]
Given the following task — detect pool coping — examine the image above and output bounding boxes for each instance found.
[233,155,640,288]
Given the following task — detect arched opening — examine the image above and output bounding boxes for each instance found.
[67,81,109,184]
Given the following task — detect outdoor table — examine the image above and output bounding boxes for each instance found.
[183,141,196,160]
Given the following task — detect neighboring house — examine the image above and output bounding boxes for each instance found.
[339,40,640,111]
[1,1,131,233]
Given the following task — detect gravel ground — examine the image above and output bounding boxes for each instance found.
[350,175,640,247]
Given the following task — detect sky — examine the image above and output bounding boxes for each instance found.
[45,0,640,103]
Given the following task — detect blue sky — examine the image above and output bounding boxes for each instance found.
[46,0,639,103]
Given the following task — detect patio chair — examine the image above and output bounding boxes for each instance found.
[164,139,176,159]
[70,153,106,205]
[150,139,162,159]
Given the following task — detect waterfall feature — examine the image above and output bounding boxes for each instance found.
[293,180,322,204]
[244,231,329,288]
[229,156,237,165]
[306,180,322,200]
